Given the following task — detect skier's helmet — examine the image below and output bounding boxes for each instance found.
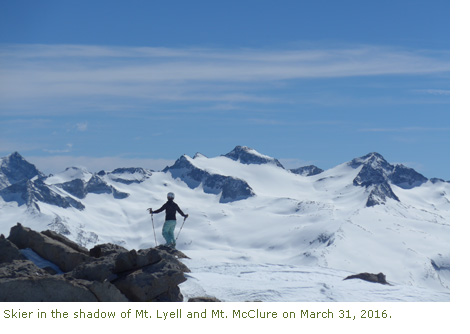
[167,192,175,200]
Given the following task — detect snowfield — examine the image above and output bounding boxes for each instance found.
[0,149,450,302]
[179,253,449,302]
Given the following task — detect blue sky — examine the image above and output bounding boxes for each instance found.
[0,0,450,179]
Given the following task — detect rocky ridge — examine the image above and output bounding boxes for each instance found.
[0,149,448,211]
[163,155,255,203]
[348,152,435,207]
[0,152,45,190]
[0,223,190,302]
[223,145,285,168]
[289,165,324,176]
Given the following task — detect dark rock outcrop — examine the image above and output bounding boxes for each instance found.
[389,164,428,189]
[0,234,27,263]
[7,223,90,272]
[365,183,400,207]
[0,275,127,302]
[348,152,435,207]
[0,152,45,191]
[223,146,284,168]
[107,167,152,184]
[188,296,221,302]
[0,179,85,211]
[54,173,130,201]
[344,272,391,285]
[55,178,88,199]
[85,175,129,199]
[290,165,324,176]
[0,259,50,278]
[42,229,89,255]
[1,223,190,302]
[163,155,255,203]
[90,243,128,258]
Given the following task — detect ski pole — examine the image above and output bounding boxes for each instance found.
[148,208,158,246]
[175,215,188,241]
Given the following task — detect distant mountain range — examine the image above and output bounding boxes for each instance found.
[0,146,450,298]
[0,146,446,210]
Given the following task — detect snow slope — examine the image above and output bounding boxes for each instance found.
[0,149,450,301]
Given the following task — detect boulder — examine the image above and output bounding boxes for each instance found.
[153,285,184,302]
[113,261,186,302]
[0,276,98,302]
[68,256,118,282]
[1,224,192,302]
[0,259,127,301]
[41,229,89,254]
[0,234,26,263]
[344,272,391,285]
[114,248,163,273]
[90,243,128,258]
[7,223,90,272]
[112,249,189,301]
[157,245,190,259]
[0,259,50,279]
[79,280,129,302]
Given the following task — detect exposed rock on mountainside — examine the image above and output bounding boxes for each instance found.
[56,174,129,200]
[0,223,189,302]
[290,165,324,176]
[106,167,153,184]
[224,145,285,168]
[0,178,85,211]
[349,152,430,207]
[0,152,135,211]
[0,152,45,190]
[389,164,428,189]
[163,155,255,203]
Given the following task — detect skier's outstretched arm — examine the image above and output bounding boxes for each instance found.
[151,203,167,214]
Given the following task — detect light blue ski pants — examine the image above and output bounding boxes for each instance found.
[162,220,177,246]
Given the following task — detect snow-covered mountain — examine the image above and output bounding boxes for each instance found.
[0,147,450,301]
[0,151,45,189]
[223,145,285,168]
[162,154,255,203]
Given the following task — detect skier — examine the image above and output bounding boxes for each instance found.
[148,192,188,248]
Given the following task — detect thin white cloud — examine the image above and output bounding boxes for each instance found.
[0,44,448,98]
[414,89,450,96]
[43,143,73,154]
[359,127,449,133]
[75,122,88,131]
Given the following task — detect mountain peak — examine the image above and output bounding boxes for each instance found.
[347,152,430,206]
[362,152,385,163]
[2,152,27,166]
[163,154,255,203]
[363,152,385,160]
[7,151,23,159]
[349,152,391,171]
[1,152,45,190]
[193,152,207,159]
[223,146,284,168]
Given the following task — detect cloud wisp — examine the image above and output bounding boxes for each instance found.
[0,44,449,114]
[358,126,449,133]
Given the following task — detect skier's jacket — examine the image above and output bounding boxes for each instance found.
[153,199,186,221]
